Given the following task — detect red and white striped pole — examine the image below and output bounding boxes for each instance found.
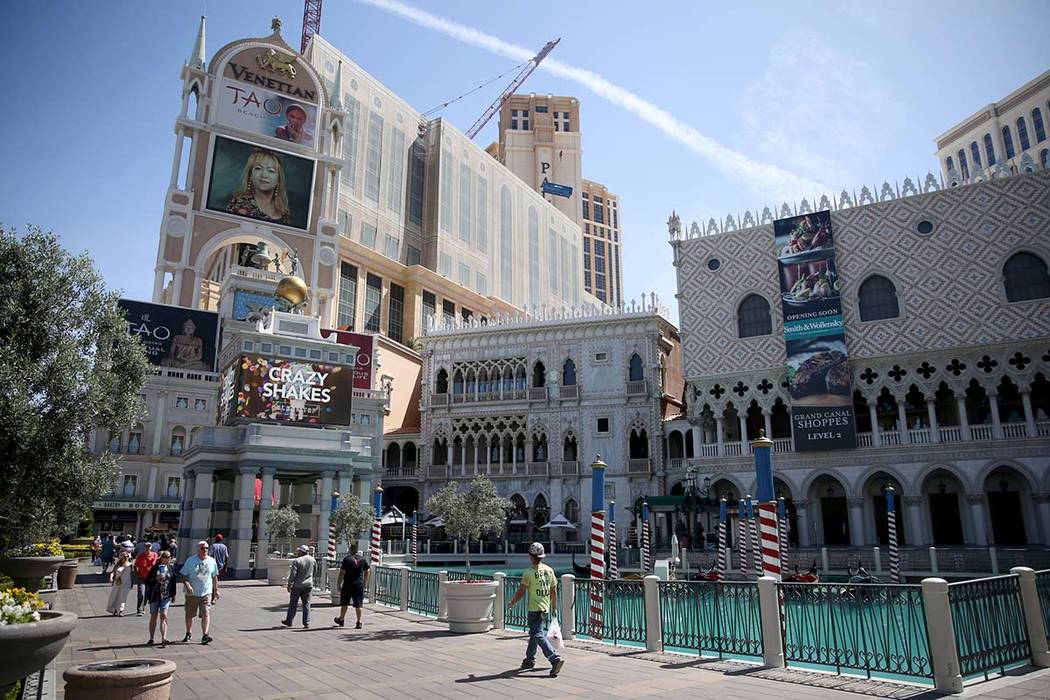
[607,500,619,580]
[589,456,607,640]
[371,486,383,568]
[752,433,781,580]
[641,500,651,573]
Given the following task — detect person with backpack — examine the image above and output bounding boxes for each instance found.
[144,550,177,647]
[133,544,158,616]
[334,543,370,629]
[100,533,115,574]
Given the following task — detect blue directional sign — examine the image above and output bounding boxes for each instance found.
[541,178,573,198]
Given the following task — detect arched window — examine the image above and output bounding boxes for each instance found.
[984,133,997,165]
[1003,126,1016,159]
[452,369,464,396]
[403,442,417,469]
[628,353,644,381]
[564,498,579,524]
[127,425,143,455]
[435,368,448,394]
[629,428,649,458]
[108,430,122,453]
[531,433,547,462]
[432,439,446,465]
[957,149,969,179]
[1017,117,1031,151]
[562,358,577,386]
[499,185,513,300]
[465,369,476,396]
[532,361,546,388]
[562,433,578,462]
[970,141,982,169]
[858,275,900,321]
[169,427,186,457]
[1041,149,1049,170]
[737,294,772,338]
[514,365,526,391]
[1003,252,1050,302]
[945,155,955,172]
[1033,108,1047,143]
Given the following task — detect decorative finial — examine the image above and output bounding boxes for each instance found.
[271,16,283,33]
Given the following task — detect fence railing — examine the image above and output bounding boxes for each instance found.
[658,580,762,658]
[1036,570,1050,644]
[446,570,494,582]
[779,582,932,680]
[573,579,646,645]
[504,576,528,630]
[948,574,1031,679]
[374,566,402,607]
[407,570,439,617]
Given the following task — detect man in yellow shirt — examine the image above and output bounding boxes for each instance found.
[508,542,565,677]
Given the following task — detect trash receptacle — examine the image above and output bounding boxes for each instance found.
[57,561,78,590]
[64,659,176,700]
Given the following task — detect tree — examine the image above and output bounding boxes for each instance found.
[329,492,374,554]
[265,505,300,556]
[0,226,149,547]
[426,476,511,576]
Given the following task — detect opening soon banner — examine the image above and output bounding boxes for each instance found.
[219,355,352,426]
[773,210,857,451]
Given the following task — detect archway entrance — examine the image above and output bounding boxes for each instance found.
[986,467,1029,545]
[864,472,906,546]
[923,469,965,545]
[812,475,849,546]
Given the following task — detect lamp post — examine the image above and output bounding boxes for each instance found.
[685,467,715,550]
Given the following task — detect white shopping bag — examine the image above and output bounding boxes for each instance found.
[546,617,564,650]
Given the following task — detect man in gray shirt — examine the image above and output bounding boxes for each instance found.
[280,544,316,629]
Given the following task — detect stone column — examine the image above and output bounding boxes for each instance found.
[966,493,988,545]
[189,467,214,542]
[921,578,964,693]
[738,415,748,445]
[867,404,881,446]
[1034,493,1050,546]
[178,470,196,560]
[255,468,275,577]
[757,577,786,668]
[147,464,160,500]
[317,471,335,563]
[794,499,812,547]
[643,575,662,652]
[1012,567,1050,667]
[762,411,773,441]
[988,393,1003,438]
[230,467,257,578]
[715,417,725,456]
[904,495,925,546]
[897,401,908,436]
[1021,391,1037,438]
[956,396,971,440]
[847,497,866,546]
[926,399,940,443]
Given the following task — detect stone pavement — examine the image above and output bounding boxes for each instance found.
[52,576,1050,699]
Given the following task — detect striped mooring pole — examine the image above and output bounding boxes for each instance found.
[737,498,748,579]
[886,486,900,583]
[716,497,727,580]
[589,455,607,640]
[327,491,339,561]
[746,495,762,578]
[777,496,789,568]
[371,486,383,568]
[411,509,418,569]
[641,499,651,573]
[607,500,619,580]
[752,431,782,580]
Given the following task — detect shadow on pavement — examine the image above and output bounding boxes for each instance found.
[455,668,549,683]
[336,628,455,643]
[659,657,729,670]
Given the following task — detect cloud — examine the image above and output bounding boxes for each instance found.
[356,0,832,202]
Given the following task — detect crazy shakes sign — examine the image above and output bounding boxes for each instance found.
[773,211,857,451]
[219,356,352,426]
[119,299,219,372]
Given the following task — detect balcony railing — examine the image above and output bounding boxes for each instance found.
[441,388,529,405]
[558,461,579,475]
[529,387,548,401]
[427,465,447,478]
[626,380,647,396]
[628,458,651,474]
[527,461,549,476]
[431,393,448,406]
[669,458,684,470]
[970,424,994,440]
[559,385,579,399]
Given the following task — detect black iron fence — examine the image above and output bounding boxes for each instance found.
[407,570,439,616]
[374,566,401,607]
[948,574,1030,679]
[572,579,646,645]
[658,580,762,658]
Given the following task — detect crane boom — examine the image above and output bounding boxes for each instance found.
[301,0,322,54]
[465,38,560,140]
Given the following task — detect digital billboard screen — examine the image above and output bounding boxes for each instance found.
[218,355,352,426]
[320,329,376,391]
[119,299,219,372]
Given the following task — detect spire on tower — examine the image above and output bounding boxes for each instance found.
[189,15,206,71]
[332,61,346,111]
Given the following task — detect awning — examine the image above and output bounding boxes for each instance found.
[423,516,445,528]
[540,513,577,530]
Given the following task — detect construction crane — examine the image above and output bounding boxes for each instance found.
[465,38,560,140]
[301,0,322,54]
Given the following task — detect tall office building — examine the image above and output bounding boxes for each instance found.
[493,94,624,306]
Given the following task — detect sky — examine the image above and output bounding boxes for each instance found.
[1,1,1047,322]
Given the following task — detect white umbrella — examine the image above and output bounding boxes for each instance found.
[380,506,407,526]
[423,516,445,528]
[671,533,680,563]
[508,517,529,526]
[540,513,578,531]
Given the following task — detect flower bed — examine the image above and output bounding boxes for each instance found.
[0,589,44,626]
[1,541,62,559]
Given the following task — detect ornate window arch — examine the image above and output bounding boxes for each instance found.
[435,367,449,394]
[1003,251,1050,302]
[628,352,644,382]
[957,148,969,179]
[737,294,772,338]
[1017,116,1031,151]
[983,133,996,165]
[1003,126,1016,159]
[562,358,577,386]
[970,141,982,168]
[857,275,900,321]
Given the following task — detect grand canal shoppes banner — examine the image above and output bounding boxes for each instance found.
[774,210,857,451]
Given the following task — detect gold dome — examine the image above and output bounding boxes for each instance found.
[275,275,309,308]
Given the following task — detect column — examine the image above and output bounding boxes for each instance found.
[1034,494,1050,546]
[868,404,881,446]
[921,578,964,693]
[178,470,196,559]
[762,411,773,441]
[926,399,940,443]
[691,424,702,457]
[230,467,257,578]
[445,443,451,473]
[738,415,748,445]
[897,401,908,436]
[847,497,866,546]
[1021,391,1037,438]
[189,467,214,541]
[151,391,169,455]
[254,468,275,577]
[794,499,812,547]
[147,464,160,500]
[956,397,971,440]
[966,493,988,545]
[337,471,353,503]
[988,393,1003,438]
[715,417,725,456]
[903,495,926,546]
[317,471,335,562]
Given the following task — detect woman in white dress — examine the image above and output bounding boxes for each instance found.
[107,551,134,616]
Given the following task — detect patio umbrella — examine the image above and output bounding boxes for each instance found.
[671,533,680,563]
[540,513,577,530]
[508,517,529,526]
[380,506,407,526]
[423,516,445,528]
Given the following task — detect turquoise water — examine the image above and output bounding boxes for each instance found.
[418,564,571,578]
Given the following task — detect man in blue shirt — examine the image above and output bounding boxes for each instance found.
[180,541,219,645]
[211,534,230,579]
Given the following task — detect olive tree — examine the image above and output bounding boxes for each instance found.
[265,505,300,557]
[329,492,375,555]
[426,476,511,576]
[0,226,149,547]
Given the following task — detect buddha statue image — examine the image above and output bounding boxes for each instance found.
[159,318,210,370]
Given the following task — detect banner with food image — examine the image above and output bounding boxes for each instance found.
[774,210,857,451]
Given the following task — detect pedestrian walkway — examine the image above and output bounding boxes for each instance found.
[53,578,1050,699]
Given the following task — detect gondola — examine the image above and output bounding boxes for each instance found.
[847,562,879,584]
[688,557,721,581]
[782,560,819,583]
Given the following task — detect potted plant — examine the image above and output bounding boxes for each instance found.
[0,541,65,593]
[264,505,300,585]
[326,493,375,604]
[0,588,77,697]
[427,477,511,633]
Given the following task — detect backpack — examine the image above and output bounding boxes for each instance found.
[135,552,156,579]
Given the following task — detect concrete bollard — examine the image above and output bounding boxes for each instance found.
[929,547,939,575]
[873,547,882,575]
[493,572,506,629]
[643,575,662,652]
[367,566,377,603]
[820,547,829,574]
[65,659,177,700]
[990,547,999,575]
[1010,567,1050,667]
[756,576,785,668]
[399,567,410,611]
[437,570,449,621]
[921,578,963,693]
[560,574,575,640]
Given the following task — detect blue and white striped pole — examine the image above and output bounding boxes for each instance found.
[717,497,727,580]
[608,500,619,580]
[641,499,651,573]
[738,498,748,579]
[746,495,761,578]
[777,496,789,569]
[886,486,900,583]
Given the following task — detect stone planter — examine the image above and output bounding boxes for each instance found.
[58,560,78,590]
[266,557,289,586]
[0,610,77,694]
[0,556,65,592]
[442,580,498,634]
[329,567,341,605]
[64,658,176,700]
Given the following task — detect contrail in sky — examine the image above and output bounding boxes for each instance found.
[356,0,832,203]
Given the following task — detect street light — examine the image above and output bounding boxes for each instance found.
[684,467,715,549]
